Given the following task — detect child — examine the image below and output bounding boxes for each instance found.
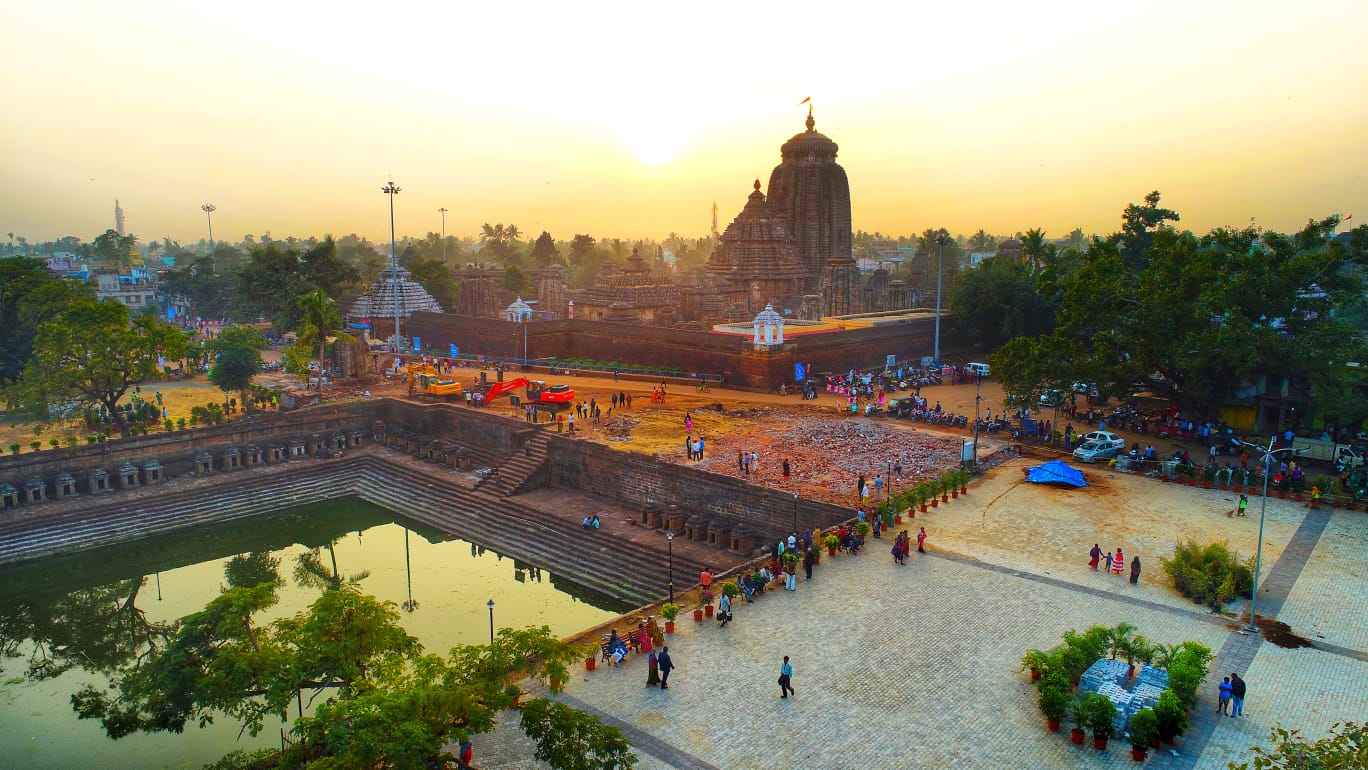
[1104,550,1114,572]
[1218,676,1232,715]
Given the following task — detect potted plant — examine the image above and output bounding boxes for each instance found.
[915,483,929,513]
[939,476,951,502]
[929,480,940,508]
[957,469,970,494]
[1128,707,1158,760]
[880,508,894,532]
[856,521,872,539]
[1154,689,1188,744]
[661,602,679,634]
[1020,648,1052,682]
[824,534,840,556]
[1066,694,1088,745]
[1080,691,1117,750]
[1038,679,1072,732]
[701,588,715,618]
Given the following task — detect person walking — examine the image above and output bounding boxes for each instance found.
[1088,544,1102,570]
[1217,676,1232,715]
[1236,494,1249,517]
[718,591,732,627]
[1229,673,1246,717]
[1129,556,1142,584]
[782,458,791,479]
[778,655,794,698]
[803,547,814,580]
[1112,548,1125,576]
[646,649,661,687]
[1104,550,1113,572]
[916,526,927,554]
[657,647,673,689]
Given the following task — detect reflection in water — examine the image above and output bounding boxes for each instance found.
[0,497,630,770]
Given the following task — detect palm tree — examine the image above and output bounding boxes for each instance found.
[1020,228,1055,273]
[296,290,353,390]
[968,229,996,252]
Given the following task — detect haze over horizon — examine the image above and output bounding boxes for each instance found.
[4,0,1365,246]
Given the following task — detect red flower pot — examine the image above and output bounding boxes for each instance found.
[1203,482,1212,489]
[1094,737,1108,751]
[1132,747,1147,761]
[704,605,714,617]
[1030,669,1042,682]
[664,620,675,633]
[960,486,968,494]
[1277,491,1286,499]
[692,609,703,622]
[1071,728,1085,745]
[951,490,959,499]
[930,500,938,508]
[894,515,903,525]
[828,547,837,556]
[919,505,927,513]
[1294,494,1304,502]
[585,657,596,671]
[1161,476,1170,483]
[941,494,949,502]
[880,522,888,531]
[1046,718,1060,732]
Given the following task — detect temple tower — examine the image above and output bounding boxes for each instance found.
[765,107,853,293]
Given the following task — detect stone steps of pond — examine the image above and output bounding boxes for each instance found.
[355,455,706,607]
[354,464,662,606]
[474,436,549,497]
[0,458,366,566]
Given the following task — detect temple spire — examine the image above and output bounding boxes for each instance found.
[805,104,815,132]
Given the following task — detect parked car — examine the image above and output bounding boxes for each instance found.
[964,362,991,378]
[1073,440,1120,463]
[1080,430,1125,448]
[1040,389,1065,407]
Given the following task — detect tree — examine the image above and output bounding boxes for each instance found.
[207,326,265,405]
[480,223,524,265]
[1230,721,1366,769]
[968,229,997,252]
[296,290,352,390]
[520,699,637,770]
[91,229,138,269]
[159,257,238,319]
[7,300,188,434]
[948,257,1055,349]
[73,583,628,770]
[1117,190,1180,269]
[406,256,459,311]
[1020,228,1056,273]
[0,257,95,385]
[502,265,532,294]
[530,230,561,268]
[992,196,1368,420]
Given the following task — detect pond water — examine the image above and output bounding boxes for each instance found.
[0,498,629,769]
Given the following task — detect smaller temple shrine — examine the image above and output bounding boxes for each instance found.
[565,246,681,324]
[348,264,444,329]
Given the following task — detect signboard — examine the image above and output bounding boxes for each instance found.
[886,354,896,369]
[794,362,806,382]
[449,344,459,358]
[412,337,421,351]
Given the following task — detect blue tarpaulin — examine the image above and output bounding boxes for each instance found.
[1026,460,1088,487]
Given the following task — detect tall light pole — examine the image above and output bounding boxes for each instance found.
[934,234,946,363]
[1236,437,1301,633]
[200,204,216,274]
[792,492,799,534]
[666,532,674,604]
[487,598,495,644]
[972,374,983,465]
[438,207,448,262]
[382,181,402,350]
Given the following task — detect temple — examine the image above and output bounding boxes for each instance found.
[397,109,917,327]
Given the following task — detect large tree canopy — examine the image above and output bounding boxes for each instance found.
[235,238,360,332]
[8,299,188,433]
[72,582,635,770]
[948,257,1055,350]
[989,196,1368,420]
[0,257,94,385]
[207,325,265,402]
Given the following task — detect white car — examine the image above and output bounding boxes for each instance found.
[1080,430,1125,449]
[1073,440,1120,464]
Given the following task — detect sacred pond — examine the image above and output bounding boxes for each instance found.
[0,498,628,769]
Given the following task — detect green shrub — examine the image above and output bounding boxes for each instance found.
[1129,707,1159,750]
[1162,539,1255,609]
[1039,682,1073,725]
[1154,689,1188,740]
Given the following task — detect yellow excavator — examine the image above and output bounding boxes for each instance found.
[405,364,464,400]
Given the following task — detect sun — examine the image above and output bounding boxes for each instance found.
[626,129,685,167]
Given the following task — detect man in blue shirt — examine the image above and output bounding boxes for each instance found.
[778,655,794,698]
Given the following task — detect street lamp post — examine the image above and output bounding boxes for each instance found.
[438,207,448,262]
[666,532,674,604]
[792,491,799,534]
[934,234,946,363]
[487,599,495,644]
[382,181,402,350]
[200,204,216,274]
[972,374,983,465]
[1236,437,1301,633]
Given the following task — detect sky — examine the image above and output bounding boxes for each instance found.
[3,0,1366,246]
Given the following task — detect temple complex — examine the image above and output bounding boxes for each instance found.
[446,109,914,326]
[348,264,445,326]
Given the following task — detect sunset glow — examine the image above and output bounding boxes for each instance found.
[2,0,1366,244]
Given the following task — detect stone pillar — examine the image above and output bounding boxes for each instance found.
[55,472,78,499]
[730,528,755,554]
[88,468,112,494]
[23,478,47,504]
[118,461,139,489]
[142,459,163,485]
[642,501,662,528]
[708,522,731,548]
[0,482,18,509]
[665,505,687,533]
[454,446,472,469]
[194,451,214,474]
[686,515,710,542]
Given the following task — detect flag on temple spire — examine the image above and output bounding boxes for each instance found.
[798,96,811,105]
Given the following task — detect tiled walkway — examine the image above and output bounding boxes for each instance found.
[470,506,1368,769]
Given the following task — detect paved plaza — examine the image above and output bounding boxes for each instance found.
[469,457,1368,769]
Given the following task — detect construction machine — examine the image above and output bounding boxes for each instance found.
[405,364,464,400]
[480,377,574,413]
